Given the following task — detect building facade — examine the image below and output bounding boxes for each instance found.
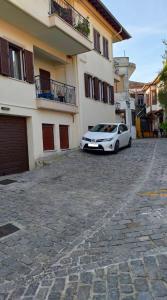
[0,0,130,176]
[114,57,136,138]
[143,77,164,136]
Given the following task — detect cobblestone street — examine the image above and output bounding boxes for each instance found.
[0,139,167,299]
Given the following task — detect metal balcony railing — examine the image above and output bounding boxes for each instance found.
[50,0,90,38]
[35,76,76,105]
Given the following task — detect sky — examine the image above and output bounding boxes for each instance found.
[102,0,167,83]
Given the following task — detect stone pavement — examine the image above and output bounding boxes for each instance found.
[0,139,167,299]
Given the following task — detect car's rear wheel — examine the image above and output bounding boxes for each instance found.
[128,137,132,148]
[114,140,119,154]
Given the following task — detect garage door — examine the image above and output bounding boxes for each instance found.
[0,115,29,176]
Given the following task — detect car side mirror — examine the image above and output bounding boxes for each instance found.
[118,130,122,134]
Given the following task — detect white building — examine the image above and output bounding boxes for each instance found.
[0,0,130,176]
[114,57,136,138]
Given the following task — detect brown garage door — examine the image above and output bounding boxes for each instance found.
[0,115,29,176]
[59,125,69,150]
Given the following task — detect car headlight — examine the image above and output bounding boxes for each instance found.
[82,137,87,141]
[97,138,113,142]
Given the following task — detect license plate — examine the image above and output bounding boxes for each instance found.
[88,143,98,147]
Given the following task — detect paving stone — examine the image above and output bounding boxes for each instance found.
[80,271,93,284]
[77,285,91,300]
[48,292,61,300]
[134,278,149,292]
[93,281,106,294]
[93,295,106,300]
[151,280,167,297]
[136,292,153,300]
[119,273,132,284]
[35,287,49,299]
[24,282,39,296]
[107,289,120,300]
[50,278,65,292]
[0,140,167,299]
[120,284,134,294]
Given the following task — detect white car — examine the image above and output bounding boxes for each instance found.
[80,123,132,153]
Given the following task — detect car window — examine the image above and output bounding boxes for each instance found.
[90,124,118,133]
[118,125,124,132]
[122,124,128,132]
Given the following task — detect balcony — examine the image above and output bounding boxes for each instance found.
[0,0,92,55]
[50,0,90,39]
[35,76,78,114]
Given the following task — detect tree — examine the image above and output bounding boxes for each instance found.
[158,41,167,113]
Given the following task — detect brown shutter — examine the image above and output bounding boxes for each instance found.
[93,77,99,100]
[109,85,114,105]
[94,29,100,53]
[103,82,108,102]
[94,29,97,50]
[24,50,34,83]
[0,38,10,76]
[84,73,91,98]
[103,37,105,57]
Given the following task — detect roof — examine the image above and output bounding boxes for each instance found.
[129,81,146,89]
[87,0,131,40]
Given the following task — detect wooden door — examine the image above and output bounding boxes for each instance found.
[0,116,29,176]
[59,125,69,149]
[39,69,50,91]
[42,124,54,151]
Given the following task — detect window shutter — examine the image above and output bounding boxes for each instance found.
[0,38,10,76]
[103,37,105,57]
[24,50,34,83]
[103,82,108,102]
[93,29,97,50]
[84,73,90,98]
[109,85,114,105]
[93,77,99,100]
[94,29,100,53]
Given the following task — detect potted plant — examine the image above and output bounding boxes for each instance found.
[75,17,90,37]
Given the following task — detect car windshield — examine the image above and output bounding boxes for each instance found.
[90,124,118,133]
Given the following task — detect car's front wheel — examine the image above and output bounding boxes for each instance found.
[114,140,119,154]
[128,137,132,148]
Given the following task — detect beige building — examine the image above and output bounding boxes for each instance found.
[0,0,130,176]
[142,77,164,134]
[114,57,136,138]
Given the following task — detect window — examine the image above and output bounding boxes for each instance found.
[93,77,100,100]
[102,82,108,103]
[9,44,22,80]
[119,124,128,132]
[109,85,114,105]
[84,73,113,105]
[131,111,136,126]
[0,37,34,83]
[137,94,144,105]
[84,74,94,99]
[88,126,94,131]
[42,124,54,151]
[90,124,118,133]
[152,90,157,105]
[146,94,150,107]
[94,29,101,53]
[103,37,109,59]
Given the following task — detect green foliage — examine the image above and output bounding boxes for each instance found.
[75,17,90,37]
[158,41,167,109]
[158,87,167,109]
[159,63,167,83]
[160,121,167,133]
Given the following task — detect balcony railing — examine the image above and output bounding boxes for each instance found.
[50,0,90,38]
[35,76,76,105]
